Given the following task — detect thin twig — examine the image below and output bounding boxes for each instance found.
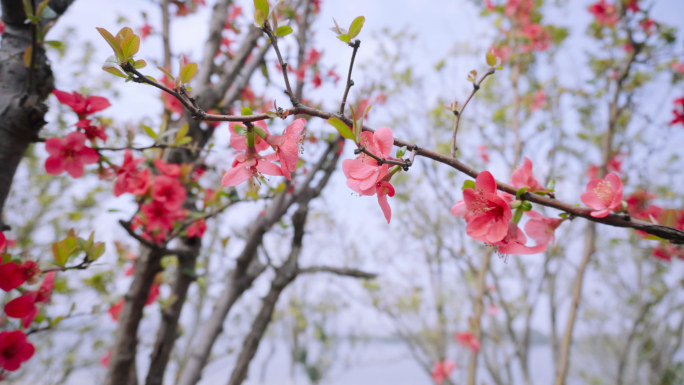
[261,24,297,105]
[339,39,361,115]
[450,68,496,157]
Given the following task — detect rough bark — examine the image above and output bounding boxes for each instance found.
[0,0,75,230]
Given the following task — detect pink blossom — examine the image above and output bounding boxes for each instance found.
[342,127,396,223]
[454,331,481,353]
[462,171,512,244]
[524,210,563,245]
[510,157,545,192]
[672,62,684,76]
[114,150,146,196]
[580,172,623,218]
[76,119,107,142]
[108,299,124,321]
[45,131,99,178]
[530,89,546,111]
[431,359,456,385]
[266,118,306,179]
[486,305,500,316]
[221,152,283,187]
[154,159,181,178]
[478,145,490,163]
[493,222,547,255]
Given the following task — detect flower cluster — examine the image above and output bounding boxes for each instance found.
[588,0,619,27]
[0,237,54,372]
[45,90,111,178]
[222,119,306,188]
[452,164,554,255]
[342,127,396,223]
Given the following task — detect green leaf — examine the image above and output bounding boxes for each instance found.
[348,16,365,39]
[546,179,556,191]
[102,66,127,78]
[96,27,124,59]
[337,34,350,43]
[179,62,198,84]
[462,180,475,190]
[396,146,407,158]
[52,235,79,267]
[327,117,355,141]
[142,124,157,139]
[253,0,269,26]
[157,66,175,81]
[276,25,293,37]
[176,123,189,142]
[133,59,147,69]
[22,0,33,15]
[91,242,106,261]
[486,51,497,67]
[121,33,140,59]
[241,106,253,115]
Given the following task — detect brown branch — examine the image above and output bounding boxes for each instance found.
[467,250,491,385]
[294,0,312,101]
[261,24,297,105]
[339,39,360,115]
[298,266,376,279]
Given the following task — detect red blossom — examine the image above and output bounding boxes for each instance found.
[581,172,623,218]
[0,231,5,251]
[108,299,124,321]
[670,97,684,127]
[0,330,35,371]
[0,262,25,292]
[4,272,55,328]
[139,23,152,40]
[76,119,107,142]
[186,219,207,238]
[45,131,99,178]
[52,90,110,117]
[154,159,182,178]
[454,331,481,353]
[140,200,186,242]
[431,359,456,385]
[151,175,186,208]
[114,150,150,196]
[146,284,160,305]
[0,20,5,35]
[626,0,640,12]
[639,18,656,33]
[588,0,619,27]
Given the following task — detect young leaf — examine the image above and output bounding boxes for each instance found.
[462,179,476,190]
[348,16,365,39]
[142,124,157,139]
[327,117,355,141]
[102,66,127,78]
[133,59,147,69]
[96,27,124,59]
[486,51,497,67]
[254,0,269,25]
[179,62,198,84]
[241,106,253,115]
[276,25,293,37]
[157,66,175,82]
[121,33,140,59]
[337,34,350,43]
[52,235,79,267]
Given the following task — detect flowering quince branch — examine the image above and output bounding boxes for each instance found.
[259,23,298,106]
[100,24,684,243]
[450,67,496,157]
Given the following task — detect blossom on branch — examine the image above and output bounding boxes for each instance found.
[670,97,684,127]
[431,359,456,385]
[511,157,545,192]
[266,118,306,179]
[580,172,623,218]
[0,330,35,371]
[454,331,481,353]
[588,0,619,27]
[45,131,99,178]
[461,171,512,244]
[52,89,110,117]
[342,127,396,223]
[4,272,55,328]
